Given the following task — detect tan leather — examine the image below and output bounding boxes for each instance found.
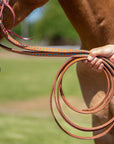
[58,1,114,143]
[0,0,114,143]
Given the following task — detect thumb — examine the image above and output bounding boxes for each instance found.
[88,48,102,61]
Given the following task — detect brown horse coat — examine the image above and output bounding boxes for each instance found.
[0,0,114,144]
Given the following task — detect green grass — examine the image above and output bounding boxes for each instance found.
[0,52,94,144]
[0,55,82,102]
[0,114,94,144]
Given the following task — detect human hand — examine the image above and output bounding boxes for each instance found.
[84,45,114,72]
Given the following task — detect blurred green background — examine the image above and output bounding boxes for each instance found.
[13,0,80,45]
[0,0,94,144]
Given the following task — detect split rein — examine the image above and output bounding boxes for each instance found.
[0,0,114,140]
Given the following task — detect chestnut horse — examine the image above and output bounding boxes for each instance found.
[0,0,114,144]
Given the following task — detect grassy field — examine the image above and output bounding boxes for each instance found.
[0,51,94,144]
[0,114,94,144]
[0,52,82,102]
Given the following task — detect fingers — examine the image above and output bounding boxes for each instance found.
[89,57,98,67]
[98,63,104,71]
[109,54,114,63]
[89,57,104,72]
[89,48,102,58]
[83,57,104,72]
[83,44,114,72]
[91,58,104,71]
[89,45,114,58]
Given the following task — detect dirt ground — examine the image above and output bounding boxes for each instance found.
[0,97,86,118]
[0,51,86,118]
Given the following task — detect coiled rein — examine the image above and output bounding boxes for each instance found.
[0,0,114,140]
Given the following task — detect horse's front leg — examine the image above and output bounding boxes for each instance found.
[76,62,114,144]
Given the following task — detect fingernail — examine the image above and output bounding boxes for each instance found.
[88,56,93,61]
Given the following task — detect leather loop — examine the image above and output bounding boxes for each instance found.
[50,56,114,139]
[0,2,113,140]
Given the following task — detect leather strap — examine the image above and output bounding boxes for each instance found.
[50,55,114,140]
[0,1,113,140]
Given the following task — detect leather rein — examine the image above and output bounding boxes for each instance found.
[0,0,114,140]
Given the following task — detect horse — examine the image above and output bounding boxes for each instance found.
[0,0,114,144]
